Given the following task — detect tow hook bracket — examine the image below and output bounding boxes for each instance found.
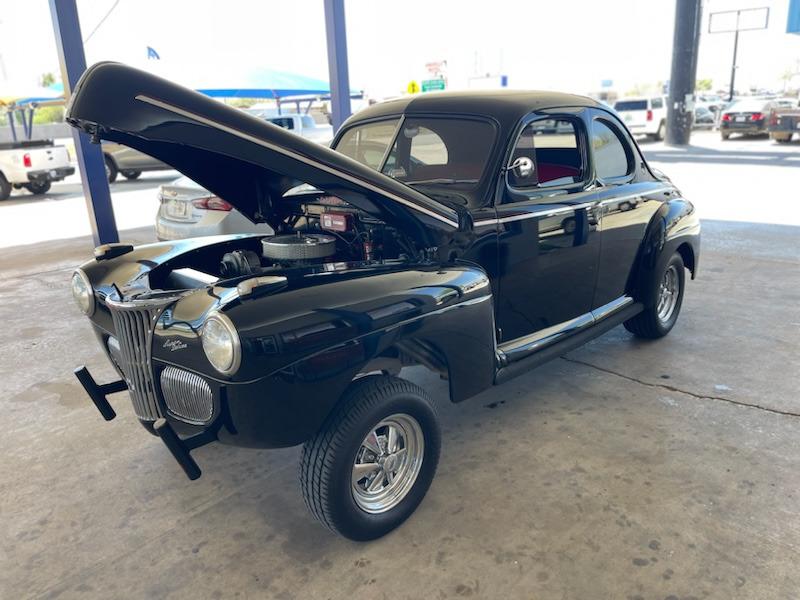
[153,419,216,481]
[74,366,127,421]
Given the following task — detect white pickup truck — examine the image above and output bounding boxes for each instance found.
[248,111,334,145]
[0,140,74,200]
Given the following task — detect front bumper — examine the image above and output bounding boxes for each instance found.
[720,122,766,135]
[28,166,75,183]
[74,365,215,480]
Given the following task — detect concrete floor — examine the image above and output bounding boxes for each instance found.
[1,135,799,599]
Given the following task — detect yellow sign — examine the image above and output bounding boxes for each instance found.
[407,80,420,95]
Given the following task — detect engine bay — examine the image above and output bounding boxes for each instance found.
[154,194,423,290]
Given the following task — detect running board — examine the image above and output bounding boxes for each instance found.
[494,302,642,385]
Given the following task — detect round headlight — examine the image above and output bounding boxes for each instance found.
[201,313,240,374]
[71,270,95,316]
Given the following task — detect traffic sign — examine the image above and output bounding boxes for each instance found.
[422,79,446,93]
[407,80,420,94]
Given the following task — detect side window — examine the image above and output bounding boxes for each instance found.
[269,117,295,130]
[335,118,400,170]
[651,97,663,110]
[592,119,632,181]
[507,118,584,190]
[301,115,316,129]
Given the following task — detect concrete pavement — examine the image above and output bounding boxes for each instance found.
[0,130,798,599]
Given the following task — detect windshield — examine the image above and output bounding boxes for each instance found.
[335,116,496,206]
[726,100,770,113]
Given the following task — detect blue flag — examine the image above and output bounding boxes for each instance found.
[147,46,161,60]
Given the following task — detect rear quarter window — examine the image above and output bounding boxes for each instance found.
[614,100,648,111]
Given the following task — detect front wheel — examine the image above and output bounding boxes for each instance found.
[625,252,685,339]
[300,375,441,541]
[104,156,118,183]
[121,169,142,180]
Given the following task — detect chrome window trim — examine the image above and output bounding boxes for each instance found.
[135,95,458,229]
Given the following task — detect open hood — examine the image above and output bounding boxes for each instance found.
[66,63,460,244]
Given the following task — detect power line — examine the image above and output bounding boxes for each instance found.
[83,0,120,44]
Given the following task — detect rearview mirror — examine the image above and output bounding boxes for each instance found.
[508,156,534,179]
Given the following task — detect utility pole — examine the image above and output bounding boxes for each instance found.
[666,0,703,146]
[729,27,740,101]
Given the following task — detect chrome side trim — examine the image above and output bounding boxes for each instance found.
[474,186,672,228]
[498,312,594,358]
[135,95,459,229]
[591,295,634,321]
[498,295,634,362]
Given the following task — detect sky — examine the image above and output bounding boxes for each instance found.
[1,0,799,100]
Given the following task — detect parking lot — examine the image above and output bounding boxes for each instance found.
[1,130,799,598]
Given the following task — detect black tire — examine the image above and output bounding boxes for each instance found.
[121,169,142,180]
[24,180,51,195]
[0,173,11,201]
[300,375,441,541]
[721,132,730,140]
[654,121,665,141]
[624,252,685,339]
[104,155,118,183]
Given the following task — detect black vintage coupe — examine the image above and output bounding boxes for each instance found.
[68,63,700,540]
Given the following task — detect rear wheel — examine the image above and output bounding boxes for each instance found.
[24,180,51,195]
[300,375,441,541]
[625,252,685,339]
[104,156,118,183]
[721,131,730,140]
[772,133,792,143]
[121,169,142,180]
[653,121,665,141]
[0,173,11,201]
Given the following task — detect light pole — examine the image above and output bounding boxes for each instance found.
[708,7,770,101]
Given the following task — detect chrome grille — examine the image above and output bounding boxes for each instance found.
[160,366,214,424]
[107,300,168,421]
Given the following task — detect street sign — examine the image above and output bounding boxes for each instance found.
[407,80,420,94]
[422,79,446,93]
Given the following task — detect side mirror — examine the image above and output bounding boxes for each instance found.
[507,156,535,179]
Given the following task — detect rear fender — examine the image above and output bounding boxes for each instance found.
[629,197,700,307]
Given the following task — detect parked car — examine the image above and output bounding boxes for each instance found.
[613,96,667,140]
[102,141,171,182]
[155,114,329,240]
[0,139,74,200]
[67,63,700,541]
[156,176,272,239]
[769,102,800,143]
[719,99,777,140]
[693,106,715,129]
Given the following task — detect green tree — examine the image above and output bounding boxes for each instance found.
[39,72,56,87]
[696,78,713,92]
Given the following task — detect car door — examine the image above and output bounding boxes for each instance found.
[493,110,601,346]
[589,109,671,308]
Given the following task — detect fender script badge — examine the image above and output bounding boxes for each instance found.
[163,339,188,352]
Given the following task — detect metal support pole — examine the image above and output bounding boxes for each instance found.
[728,28,739,101]
[324,0,352,132]
[666,0,703,146]
[49,0,118,245]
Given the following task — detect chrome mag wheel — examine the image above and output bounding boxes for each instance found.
[657,264,680,322]
[351,413,425,514]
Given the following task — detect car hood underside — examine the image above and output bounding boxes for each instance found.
[65,62,460,245]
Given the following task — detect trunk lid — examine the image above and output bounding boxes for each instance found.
[66,62,459,245]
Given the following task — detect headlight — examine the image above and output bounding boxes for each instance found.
[201,313,240,374]
[71,270,95,316]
